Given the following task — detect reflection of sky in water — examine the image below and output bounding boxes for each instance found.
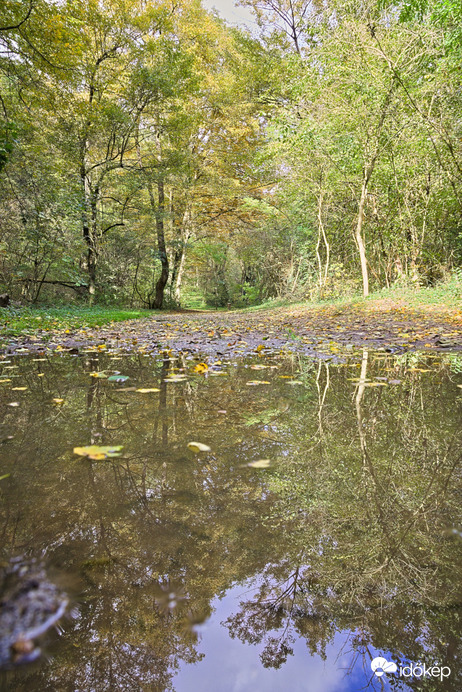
[174,583,409,692]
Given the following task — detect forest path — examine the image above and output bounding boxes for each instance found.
[3,298,462,357]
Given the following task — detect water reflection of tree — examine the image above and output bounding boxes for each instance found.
[0,352,461,690]
[1,354,286,689]
[225,352,462,689]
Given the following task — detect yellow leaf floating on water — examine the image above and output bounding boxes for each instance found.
[53,398,65,404]
[164,374,187,382]
[187,442,211,453]
[255,345,265,353]
[0,379,11,384]
[247,459,272,469]
[246,380,270,386]
[136,388,161,393]
[73,445,123,460]
[193,362,208,374]
[11,387,28,391]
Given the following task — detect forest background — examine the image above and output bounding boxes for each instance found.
[1,0,461,312]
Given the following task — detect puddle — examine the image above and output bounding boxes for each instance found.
[0,349,461,690]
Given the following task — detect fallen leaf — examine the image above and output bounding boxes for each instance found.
[247,459,272,468]
[136,388,161,393]
[108,375,129,383]
[52,398,65,404]
[73,445,123,459]
[164,374,187,382]
[11,387,27,391]
[246,380,271,386]
[187,442,211,453]
[193,362,208,374]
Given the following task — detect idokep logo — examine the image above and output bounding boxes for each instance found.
[371,656,451,682]
[371,657,397,677]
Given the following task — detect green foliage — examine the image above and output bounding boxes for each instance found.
[0,121,16,171]
[0,0,461,309]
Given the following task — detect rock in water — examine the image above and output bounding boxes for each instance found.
[0,557,68,668]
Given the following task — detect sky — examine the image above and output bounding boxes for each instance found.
[201,0,258,29]
[173,584,393,692]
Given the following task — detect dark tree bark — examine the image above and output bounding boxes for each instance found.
[152,177,169,309]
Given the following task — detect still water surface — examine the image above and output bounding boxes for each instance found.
[0,348,461,691]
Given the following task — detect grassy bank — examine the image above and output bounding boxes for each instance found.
[1,277,461,342]
[240,278,462,315]
[0,306,150,339]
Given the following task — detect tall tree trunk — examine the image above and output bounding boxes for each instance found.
[170,207,190,305]
[137,127,169,310]
[80,157,99,304]
[81,166,93,303]
[174,227,190,304]
[355,82,395,297]
[316,187,330,291]
[152,177,169,309]
[355,172,370,297]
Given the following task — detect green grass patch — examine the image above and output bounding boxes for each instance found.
[371,279,462,308]
[240,276,462,314]
[0,306,151,338]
